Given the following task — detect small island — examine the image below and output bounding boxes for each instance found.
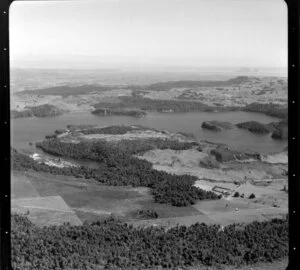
[92,108,147,118]
[235,121,272,134]
[201,121,233,132]
[236,119,287,140]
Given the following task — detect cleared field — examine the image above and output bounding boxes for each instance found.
[134,200,202,219]
[11,172,40,199]
[81,130,170,141]
[206,209,280,226]
[74,209,109,222]
[138,149,286,183]
[192,198,266,215]
[11,196,82,226]
[138,148,208,168]
[12,195,72,211]
[12,169,288,226]
[192,198,287,226]
[235,181,288,208]
[13,207,82,226]
[137,147,288,211]
[128,214,216,228]
[193,182,214,191]
[27,171,96,197]
[128,198,287,228]
[12,171,83,226]
[14,171,207,223]
[261,152,288,164]
[62,189,148,217]
[254,194,288,208]
[237,179,287,194]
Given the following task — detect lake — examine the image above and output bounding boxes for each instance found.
[12,111,286,154]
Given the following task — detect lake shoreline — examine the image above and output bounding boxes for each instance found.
[12,110,286,154]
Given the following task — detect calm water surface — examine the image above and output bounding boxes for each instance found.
[12,111,286,154]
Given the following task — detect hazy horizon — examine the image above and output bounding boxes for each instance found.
[10,0,287,70]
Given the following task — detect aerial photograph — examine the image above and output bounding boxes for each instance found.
[10,0,288,269]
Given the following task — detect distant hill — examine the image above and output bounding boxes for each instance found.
[17,76,251,96]
[147,76,250,91]
[18,85,115,97]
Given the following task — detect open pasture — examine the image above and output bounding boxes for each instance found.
[11,172,40,199]
[193,198,272,215]
[207,207,287,227]
[11,195,82,226]
[129,199,287,228]
[11,170,287,227]
[127,214,216,228]
[132,199,202,219]
[62,189,148,217]
[25,171,92,196]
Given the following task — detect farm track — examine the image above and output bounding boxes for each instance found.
[12,205,75,214]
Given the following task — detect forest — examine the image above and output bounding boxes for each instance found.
[11,109,34,118]
[12,139,219,207]
[11,213,288,270]
[93,96,217,113]
[235,119,288,140]
[92,108,147,118]
[46,125,199,154]
[236,121,272,134]
[78,125,146,135]
[244,102,287,119]
[11,104,64,119]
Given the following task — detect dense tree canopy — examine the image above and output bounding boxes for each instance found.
[236,121,272,134]
[11,214,288,270]
[11,104,64,119]
[244,103,287,119]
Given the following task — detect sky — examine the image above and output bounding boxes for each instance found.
[9,0,287,70]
